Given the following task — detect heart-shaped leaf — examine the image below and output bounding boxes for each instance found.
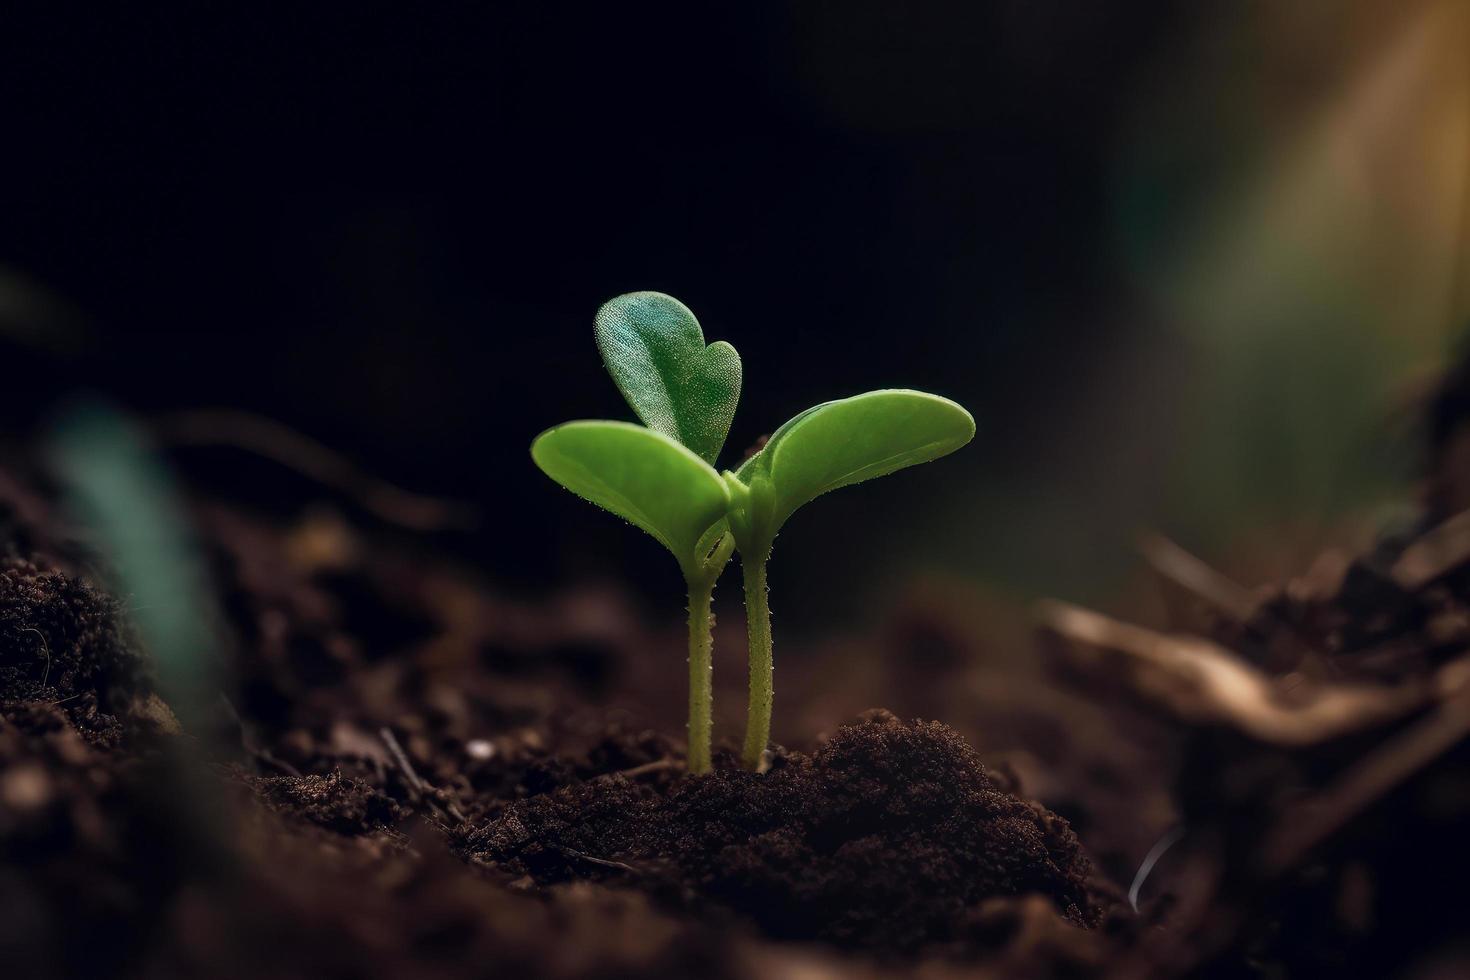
[730,389,974,547]
[531,420,730,574]
[595,292,742,466]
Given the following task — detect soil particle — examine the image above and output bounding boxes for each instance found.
[467,710,1095,954]
[246,769,402,835]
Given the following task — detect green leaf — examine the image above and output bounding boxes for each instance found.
[531,420,730,571]
[733,389,974,543]
[594,292,742,465]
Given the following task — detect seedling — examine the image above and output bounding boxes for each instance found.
[531,292,974,774]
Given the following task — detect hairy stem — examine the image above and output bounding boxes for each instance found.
[685,578,715,775]
[740,556,773,771]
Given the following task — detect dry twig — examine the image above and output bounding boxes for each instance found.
[1260,686,1470,872]
[1038,600,1427,745]
[380,726,468,825]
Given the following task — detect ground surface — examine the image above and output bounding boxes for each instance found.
[3,385,1470,977]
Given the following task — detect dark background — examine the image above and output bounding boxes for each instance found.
[5,4,1440,623]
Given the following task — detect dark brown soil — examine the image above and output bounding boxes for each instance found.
[246,769,403,835]
[0,471,1116,978]
[6,365,1470,977]
[467,710,1094,952]
[0,558,149,741]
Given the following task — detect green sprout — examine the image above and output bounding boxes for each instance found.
[531,292,974,774]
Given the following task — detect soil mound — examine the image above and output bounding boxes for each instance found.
[467,710,1094,953]
[0,558,147,721]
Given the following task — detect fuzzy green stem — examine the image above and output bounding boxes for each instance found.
[740,556,773,771]
[685,579,715,775]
